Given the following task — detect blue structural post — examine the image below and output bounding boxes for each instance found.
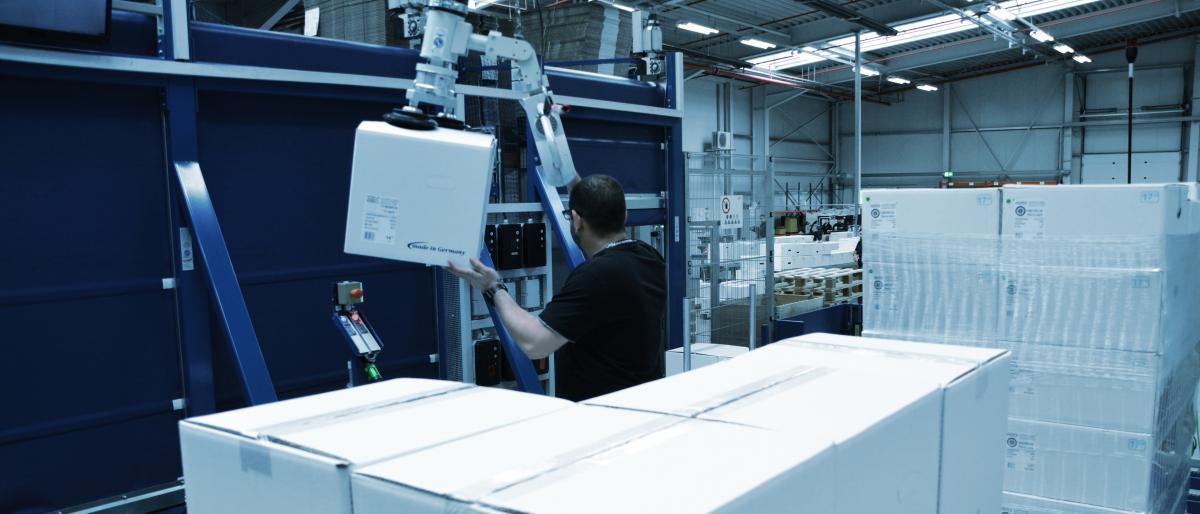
[174,161,278,405]
[478,249,545,395]
[164,81,217,416]
[533,165,586,269]
[665,52,686,350]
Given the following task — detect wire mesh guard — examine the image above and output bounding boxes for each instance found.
[685,152,772,349]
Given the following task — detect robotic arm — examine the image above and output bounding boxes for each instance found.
[391,0,578,186]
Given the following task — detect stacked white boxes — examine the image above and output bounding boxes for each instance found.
[588,332,1010,514]
[860,184,1200,513]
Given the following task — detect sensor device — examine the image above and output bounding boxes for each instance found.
[344,121,496,267]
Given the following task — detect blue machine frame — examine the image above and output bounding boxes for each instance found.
[0,6,683,512]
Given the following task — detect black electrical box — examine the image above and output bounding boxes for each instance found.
[484,225,499,260]
[522,223,547,267]
[496,224,523,270]
[474,339,501,386]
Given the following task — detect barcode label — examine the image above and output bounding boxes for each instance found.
[363,231,376,241]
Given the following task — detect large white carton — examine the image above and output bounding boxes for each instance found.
[782,334,1011,514]
[999,340,1199,434]
[860,188,1001,236]
[588,333,1010,514]
[344,121,495,267]
[1000,492,1131,514]
[664,342,748,376]
[1003,417,1193,513]
[863,262,999,344]
[179,379,570,514]
[997,184,1200,353]
[351,405,838,514]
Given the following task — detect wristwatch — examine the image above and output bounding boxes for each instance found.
[482,282,509,306]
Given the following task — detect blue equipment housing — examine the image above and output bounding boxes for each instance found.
[0,8,683,512]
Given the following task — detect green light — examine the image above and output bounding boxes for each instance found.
[942,171,953,178]
[365,363,382,382]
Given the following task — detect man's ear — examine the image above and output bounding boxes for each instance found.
[570,209,582,231]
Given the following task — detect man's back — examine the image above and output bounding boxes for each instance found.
[539,240,666,401]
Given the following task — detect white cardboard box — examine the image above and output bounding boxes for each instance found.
[665,342,748,376]
[997,339,1196,434]
[863,261,1000,344]
[1000,492,1130,514]
[1003,418,1174,512]
[344,121,495,267]
[861,188,1001,235]
[351,405,838,514]
[589,333,1010,514]
[780,334,1011,514]
[1000,184,1193,239]
[179,379,570,514]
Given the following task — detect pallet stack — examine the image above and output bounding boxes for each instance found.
[861,185,1200,514]
[774,267,862,316]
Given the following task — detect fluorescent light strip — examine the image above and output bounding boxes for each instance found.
[1053,43,1074,54]
[1073,54,1091,63]
[858,67,880,76]
[916,84,938,91]
[752,0,1102,72]
[678,22,719,35]
[610,2,635,13]
[741,38,777,50]
[1030,30,1054,42]
[886,76,911,84]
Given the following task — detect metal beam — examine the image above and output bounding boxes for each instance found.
[1187,36,1200,181]
[797,0,898,36]
[259,0,302,31]
[810,0,1200,85]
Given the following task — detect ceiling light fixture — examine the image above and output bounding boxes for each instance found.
[609,2,635,13]
[1073,54,1092,63]
[741,39,777,50]
[677,22,719,35]
[1053,43,1074,54]
[886,76,911,84]
[1030,30,1054,42]
[858,67,880,77]
[916,84,939,92]
[746,0,1103,72]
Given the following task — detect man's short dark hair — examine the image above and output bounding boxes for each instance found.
[570,174,626,235]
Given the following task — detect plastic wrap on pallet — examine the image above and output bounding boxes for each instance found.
[1004,408,1195,513]
[863,231,999,266]
[862,260,999,344]
[999,342,1200,434]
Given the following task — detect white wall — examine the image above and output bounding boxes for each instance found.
[835,37,1198,188]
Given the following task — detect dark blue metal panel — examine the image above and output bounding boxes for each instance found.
[547,67,661,106]
[193,90,438,407]
[189,21,419,79]
[0,75,183,513]
[175,161,278,405]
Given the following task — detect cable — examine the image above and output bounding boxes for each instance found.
[534,0,547,57]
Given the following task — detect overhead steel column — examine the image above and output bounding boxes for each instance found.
[1063,72,1076,183]
[942,82,951,173]
[853,31,862,203]
[1187,37,1200,182]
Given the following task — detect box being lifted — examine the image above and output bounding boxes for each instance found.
[179,378,570,514]
[344,121,496,267]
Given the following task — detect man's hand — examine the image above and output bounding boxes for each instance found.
[445,258,501,291]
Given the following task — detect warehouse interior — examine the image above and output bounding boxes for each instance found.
[2,0,1200,513]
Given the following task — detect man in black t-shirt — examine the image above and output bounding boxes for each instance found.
[447,175,666,401]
